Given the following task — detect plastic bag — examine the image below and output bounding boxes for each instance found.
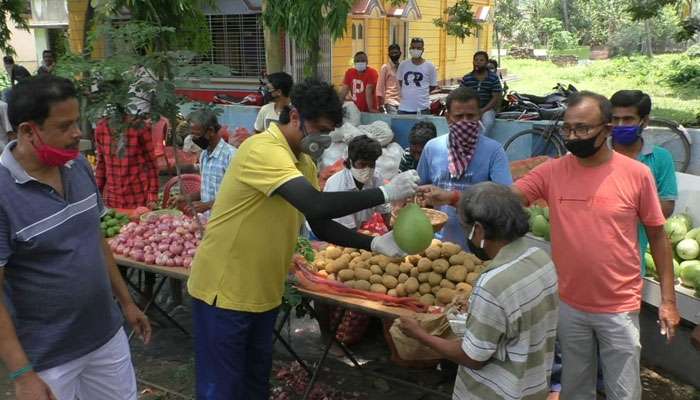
[341,122,367,144]
[375,142,404,181]
[319,142,348,172]
[358,120,394,146]
[343,101,361,127]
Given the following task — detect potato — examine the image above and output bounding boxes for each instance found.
[350,251,361,258]
[313,259,327,270]
[464,259,476,272]
[432,259,450,274]
[398,273,409,283]
[325,246,342,260]
[370,265,383,275]
[359,250,372,259]
[326,254,351,273]
[449,252,468,266]
[399,262,413,274]
[338,269,355,282]
[467,253,482,265]
[370,274,384,284]
[376,255,391,268]
[431,285,441,295]
[456,282,473,296]
[441,242,461,257]
[437,288,456,304]
[418,272,430,283]
[417,258,433,272]
[419,282,432,295]
[370,283,388,294]
[440,279,456,289]
[355,280,371,291]
[410,267,420,278]
[428,272,443,286]
[343,247,357,254]
[317,250,326,260]
[395,283,407,297]
[354,268,372,281]
[328,273,336,281]
[382,275,399,289]
[385,263,400,277]
[431,239,443,247]
[425,246,442,260]
[466,272,480,285]
[406,255,422,265]
[344,280,356,289]
[317,270,329,278]
[419,293,436,306]
[410,292,422,299]
[387,289,398,297]
[405,277,419,294]
[446,265,467,283]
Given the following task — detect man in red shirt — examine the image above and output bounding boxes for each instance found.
[339,51,379,113]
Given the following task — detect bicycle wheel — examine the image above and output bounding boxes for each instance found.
[503,127,567,161]
[643,118,691,173]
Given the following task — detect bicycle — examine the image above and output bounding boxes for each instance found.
[644,118,692,173]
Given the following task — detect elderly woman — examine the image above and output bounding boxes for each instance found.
[400,182,559,400]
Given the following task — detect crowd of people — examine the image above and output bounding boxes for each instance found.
[0,40,697,400]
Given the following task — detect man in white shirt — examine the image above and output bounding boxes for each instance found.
[323,135,392,229]
[254,72,293,133]
[397,38,438,115]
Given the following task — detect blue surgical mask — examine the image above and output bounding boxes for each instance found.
[611,125,642,146]
[355,62,367,72]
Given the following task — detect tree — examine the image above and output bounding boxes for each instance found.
[433,0,479,41]
[0,0,31,55]
[627,0,698,41]
[561,0,571,31]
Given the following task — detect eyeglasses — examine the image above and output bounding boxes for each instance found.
[558,122,608,139]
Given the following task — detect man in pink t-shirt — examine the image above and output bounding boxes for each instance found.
[514,92,680,400]
[339,51,378,113]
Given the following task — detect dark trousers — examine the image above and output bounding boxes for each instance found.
[193,298,279,400]
[398,108,431,115]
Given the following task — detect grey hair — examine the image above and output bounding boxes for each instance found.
[187,109,221,133]
[457,182,530,242]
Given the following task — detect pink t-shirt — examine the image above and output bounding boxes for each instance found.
[515,153,665,313]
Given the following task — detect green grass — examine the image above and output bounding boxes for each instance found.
[549,46,592,59]
[503,55,700,126]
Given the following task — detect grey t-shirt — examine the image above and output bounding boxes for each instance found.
[0,144,122,371]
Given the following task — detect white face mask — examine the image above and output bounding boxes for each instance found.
[355,62,367,72]
[410,49,423,59]
[351,167,374,184]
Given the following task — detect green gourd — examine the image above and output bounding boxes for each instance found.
[394,204,434,255]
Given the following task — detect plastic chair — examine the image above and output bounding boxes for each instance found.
[161,174,201,210]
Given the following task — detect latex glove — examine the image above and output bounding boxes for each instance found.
[370,231,406,258]
[380,170,420,203]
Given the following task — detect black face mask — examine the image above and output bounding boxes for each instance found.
[192,135,210,150]
[467,224,491,261]
[390,55,401,64]
[564,131,605,159]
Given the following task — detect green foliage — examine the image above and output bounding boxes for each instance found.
[626,0,698,41]
[0,0,30,55]
[687,43,700,57]
[666,55,700,86]
[433,0,479,41]
[550,30,579,50]
[609,6,682,55]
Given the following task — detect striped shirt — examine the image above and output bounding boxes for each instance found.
[460,71,502,109]
[454,238,559,400]
[199,139,236,203]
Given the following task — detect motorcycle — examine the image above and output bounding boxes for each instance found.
[499,83,577,121]
[212,78,266,106]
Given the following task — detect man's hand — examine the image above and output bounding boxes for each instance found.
[658,301,680,341]
[146,201,159,210]
[124,303,151,344]
[417,185,453,207]
[370,231,405,258]
[398,317,426,340]
[380,170,420,203]
[192,201,212,214]
[691,325,700,350]
[14,372,56,400]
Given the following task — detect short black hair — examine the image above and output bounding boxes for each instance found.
[446,87,480,112]
[188,109,221,133]
[388,44,401,52]
[567,90,613,123]
[8,75,77,129]
[42,49,55,56]
[409,121,437,145]
[279,79,343,127]
[3,56,14,64]
[354,51,367,58]
[410,37,424,46]
[346,135,382,168]
[267,72,293,97]
[610,90,652,119]
[473,51,489,60]
[458,182,530,242]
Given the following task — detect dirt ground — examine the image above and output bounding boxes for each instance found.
[2,296,698,400]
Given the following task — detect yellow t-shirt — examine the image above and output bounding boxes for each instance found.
[187,124,318,312]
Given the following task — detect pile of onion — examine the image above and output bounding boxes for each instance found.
[109,214,202,268]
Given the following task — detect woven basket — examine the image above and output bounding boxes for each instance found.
[391,207,448,233]
[140,209,183,222]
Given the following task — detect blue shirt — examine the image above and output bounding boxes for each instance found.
[417,134,513,249]
[199,139,236,203]
[460,71,503,108]
[0,142,122,371]
[637,142,678,275]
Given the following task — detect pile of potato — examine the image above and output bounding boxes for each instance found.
[310,239,489,307]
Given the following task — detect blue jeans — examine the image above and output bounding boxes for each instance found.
[193,298,279,400]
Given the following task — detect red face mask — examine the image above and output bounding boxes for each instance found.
[31,130,79,167]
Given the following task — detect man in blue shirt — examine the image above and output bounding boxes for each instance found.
[417,87,512,249]
[610,90,677,275]
[460,51,503,135]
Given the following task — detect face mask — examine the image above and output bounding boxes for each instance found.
[32,131,79,167]
[611,125,642,146]
[262,87,277,104]
[351,166,374,184]
[564,131,605,159]
[390,54,401,64]
[299,120,332,160]
[192,135,210,150]
[410,49,423,59]
[467,224,491,261]
[355,62,367,72]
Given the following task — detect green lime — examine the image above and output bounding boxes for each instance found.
[107,227,119,237]
[100,222,108,230]
[106,218,119,227]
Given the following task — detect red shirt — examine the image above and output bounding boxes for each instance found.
[343,67,379,112]
[95,119,160,208]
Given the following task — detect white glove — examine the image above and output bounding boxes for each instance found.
[370,231,406,258]
[379,170,420,203]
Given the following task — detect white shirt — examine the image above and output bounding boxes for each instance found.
[397,60,437,112]
[254,103,280,132]
[323,168,391,230]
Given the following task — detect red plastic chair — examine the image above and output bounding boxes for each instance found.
[161,174,201,211]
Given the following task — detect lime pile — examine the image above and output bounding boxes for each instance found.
[527,206,550,241]
[101,209,130,238]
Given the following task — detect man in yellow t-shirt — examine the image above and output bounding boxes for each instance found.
[187,79,420,400]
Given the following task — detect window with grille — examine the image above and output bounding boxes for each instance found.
[197,14,266,79]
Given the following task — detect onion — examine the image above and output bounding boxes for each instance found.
[116,244,126,255]
[169,243,184,256]
[186,248,197,257]
[144,254,156,264]
[157,243,169,252]
[155,254,168,266]
[184,233,194,241]
[183,256,193,267]
[144,245,153,253]
[173,256,183,266]
[109,241,119,251]
[165,257,175,267]
[133,240,145,249]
